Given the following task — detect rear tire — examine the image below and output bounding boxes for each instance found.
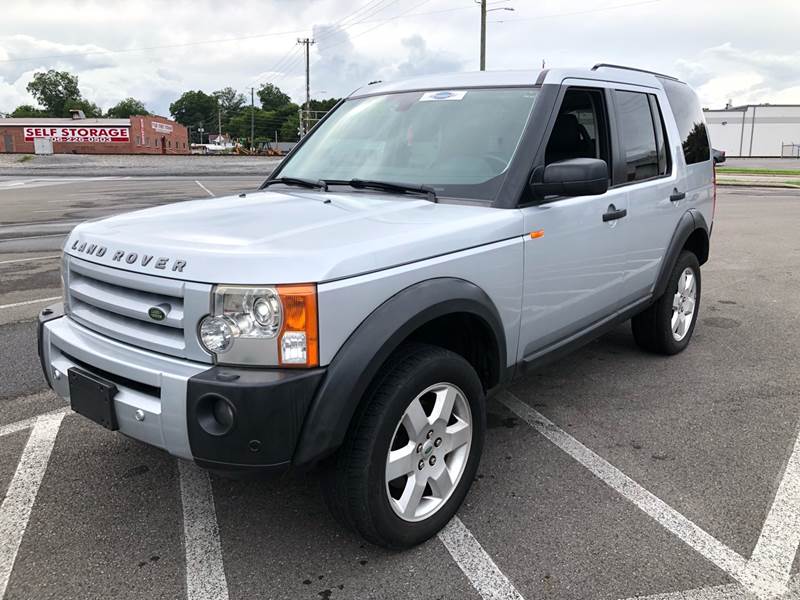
[632,250,701,355]
[321,343,485,549]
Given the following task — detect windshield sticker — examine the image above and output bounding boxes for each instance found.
[419,90,467,102]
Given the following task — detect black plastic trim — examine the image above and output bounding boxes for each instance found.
[592,63,681,82]
[186,366,325,471]
[37,302,64,389]
[292,278,507,467]
[495,83,562,208]
[653,210,709,299]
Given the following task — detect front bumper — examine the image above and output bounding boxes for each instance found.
[38,305,325,471]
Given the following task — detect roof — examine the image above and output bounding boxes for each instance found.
[0,117,131,126]
[349,65,668,98]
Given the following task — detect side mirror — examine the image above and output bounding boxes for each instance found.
[529,158,609,198]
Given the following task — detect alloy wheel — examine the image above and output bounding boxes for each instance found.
[384,383,472,522]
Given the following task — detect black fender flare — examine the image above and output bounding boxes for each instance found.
[292,277,507,467]
[653,209,710,299]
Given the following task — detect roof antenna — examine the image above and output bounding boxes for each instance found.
[542,59,546,69]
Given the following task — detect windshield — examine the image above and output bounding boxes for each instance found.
[276,87,539,201]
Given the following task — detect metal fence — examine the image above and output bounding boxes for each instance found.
[781,143,800,158]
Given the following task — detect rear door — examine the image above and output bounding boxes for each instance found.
[619,81,713,299]
[518,85,632,360]
[610,88,678,297]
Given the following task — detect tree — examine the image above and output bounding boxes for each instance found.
[280,111,301,142]
[213,87,246,119]
[107,97,150,118]
[169,90,218,130]
[10,104,50,117]
[309,98,340,113]
[26,70,82,117]
[257,83,291,112]
[67,98,102,118]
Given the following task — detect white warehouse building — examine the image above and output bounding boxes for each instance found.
[704,104,800,158]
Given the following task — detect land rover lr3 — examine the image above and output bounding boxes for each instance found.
[38,65,714,549]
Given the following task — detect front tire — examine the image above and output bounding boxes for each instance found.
[632,250,701,354]
[322,344,485,549]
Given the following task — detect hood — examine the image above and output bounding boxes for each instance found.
[64,190,523,284]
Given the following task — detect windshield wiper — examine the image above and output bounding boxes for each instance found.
[260,177,328,191]
[328,179,438,203]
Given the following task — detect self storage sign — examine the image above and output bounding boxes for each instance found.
[23,126,130,143]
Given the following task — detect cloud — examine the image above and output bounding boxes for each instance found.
[1,1,800,116]
[675,43,800,107]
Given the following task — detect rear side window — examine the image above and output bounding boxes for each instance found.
[614,90,660,182]
[660,78,710,164]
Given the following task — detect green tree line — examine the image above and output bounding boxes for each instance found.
[3,69,339,144]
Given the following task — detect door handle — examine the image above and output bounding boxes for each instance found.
[602,205,627,222]
[670,189,686,202]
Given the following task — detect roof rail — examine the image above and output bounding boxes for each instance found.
[591,63,681,82]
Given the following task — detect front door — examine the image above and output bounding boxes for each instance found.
[518,86,631,361]
[2,135,12,153]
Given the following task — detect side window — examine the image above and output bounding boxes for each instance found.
[660,78,710,165]
[545,88,610,176]
[649,95,670,176]
[614,90,659,182]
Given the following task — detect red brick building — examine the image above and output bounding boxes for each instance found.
[0,114,189,155]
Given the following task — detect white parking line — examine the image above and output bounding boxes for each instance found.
[178,460,229,600]
[0,408,70,438]
[438,516,525,600]
[0,233,65,242]
[0,411,65,599]
[618,583,752,600]
[0,297,60,310]
[746,427,800,587]
[497,391,789,599]
[195,181,214,197]
[0,255,59,266]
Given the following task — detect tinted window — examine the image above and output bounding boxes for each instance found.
[660,78,710,164]
[649,95,670,175]
[615,91,659,182]
[545,88,610,174]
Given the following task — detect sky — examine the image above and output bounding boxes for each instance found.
[0,0,798,117]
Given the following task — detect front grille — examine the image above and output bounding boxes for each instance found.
[65,255,213,362]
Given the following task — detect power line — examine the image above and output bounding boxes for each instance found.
[487,0,660,23]
[0,0,455,65]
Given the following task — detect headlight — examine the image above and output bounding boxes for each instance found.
[199,284,318,367]
[199,315,236,353]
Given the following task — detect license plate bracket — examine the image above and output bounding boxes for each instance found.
[68,367,119,430]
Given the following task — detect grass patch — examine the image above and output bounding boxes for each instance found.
[16,155,34,163]
[717,178,800,188]
[716,167,800,176]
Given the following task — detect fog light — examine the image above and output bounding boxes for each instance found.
[281,331,307,364]
[200,315,236,353]
[197,393,236,436]
[212,397,235,430]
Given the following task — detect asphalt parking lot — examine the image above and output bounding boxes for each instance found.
[1,177,799,600]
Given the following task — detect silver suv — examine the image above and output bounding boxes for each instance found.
[38,64,714,549]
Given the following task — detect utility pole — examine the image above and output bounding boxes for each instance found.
[250,87,255,148]
[217,100,222,142]
[297,37,315,136]
[477,1,513,70]
[479,0,486,71]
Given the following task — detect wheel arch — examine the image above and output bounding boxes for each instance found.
[292,277,507,467]
[653,209,709,299]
